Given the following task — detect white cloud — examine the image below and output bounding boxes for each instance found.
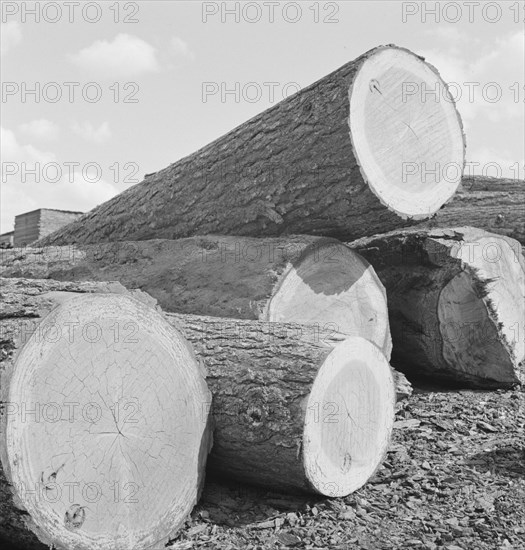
[19,119,60,141]
[0,22,22,56]
[0,127,118,233]
[71,121,111,144]
[170,36,193,58]
[1,127,55,164]
[68,34,160,78]
[419,31,524,179]
[420,31,524,124]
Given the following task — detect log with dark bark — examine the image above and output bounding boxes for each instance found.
[0,278,211,550]
[0,236,393,358]
[167,313,396,497]
[1,278,396,506]
[420,176,525,244]
[37,45,465,247]
[349,227,525,387]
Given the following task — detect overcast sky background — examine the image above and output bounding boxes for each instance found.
[1,0,523,233]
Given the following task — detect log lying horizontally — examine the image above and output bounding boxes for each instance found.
[38,45,465,247]
[420,176,525,244]
[0,279,211,550]
[0,236,392,357]
[350,227,525,387]
[167,313,396,497]
[2,279,395,505]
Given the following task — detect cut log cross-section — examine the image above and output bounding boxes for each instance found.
[350,227,525,387]
[38,45,465,247]
[0,279,212,550]
[167,314,396,497]
[0,236,393,358]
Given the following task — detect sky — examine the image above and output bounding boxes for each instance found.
[1,0,524,233]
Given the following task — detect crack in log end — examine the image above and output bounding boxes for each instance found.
[64,505,86,531]
[342,452,352,474]
[369,79,382,95]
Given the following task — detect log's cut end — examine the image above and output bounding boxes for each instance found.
[265,242,392,358]
[302,337,395,497]
[439,233,525,385]
[3,293,211,550]
[349,45,465,220]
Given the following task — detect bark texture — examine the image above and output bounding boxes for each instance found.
[349,227,525,388]
[168,313,395,496]
[0,236,374,318]
[37,45,461,247]
[421,176,525,244]
[1,243,413,401]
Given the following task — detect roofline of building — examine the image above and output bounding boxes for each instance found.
[15,208,84,217]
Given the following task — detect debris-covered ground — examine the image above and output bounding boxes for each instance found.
[168,385,525,550]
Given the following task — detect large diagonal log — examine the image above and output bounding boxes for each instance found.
[420,176,525,244]
[0,236,393,358]
[37,45,465,247]
[349,227,525,387]
[0,279,212,550]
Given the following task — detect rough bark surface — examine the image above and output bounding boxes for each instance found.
[168,313,395,496]
[37,45,458,247]
[349,227,525,388]
[0,235,393,358]
[0,236,374,319]
[420,176,525,244]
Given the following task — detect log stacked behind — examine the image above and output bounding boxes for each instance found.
[0,236,392,357]
[350,227,525,387]
[421,176,525,244]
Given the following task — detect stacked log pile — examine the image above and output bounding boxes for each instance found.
[1,44,522,549]
[1,278,394,549]
[0,236,392,356]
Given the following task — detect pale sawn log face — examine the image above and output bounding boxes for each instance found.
[169,314,395,497]
[0,235,392,358]
[349,227,525,387]
[37,45,464,247]
[0,279,211,550]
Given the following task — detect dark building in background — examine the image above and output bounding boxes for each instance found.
[0,231,14,248]
[12,209,83,247]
